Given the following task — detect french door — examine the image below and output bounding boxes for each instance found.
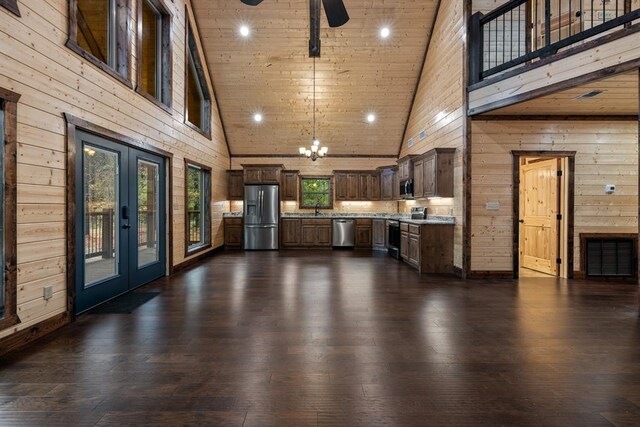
[75,130,167,313]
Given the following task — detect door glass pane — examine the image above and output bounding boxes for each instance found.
[84,145,119,286]
[187,165,203,250]
[138,160,159,268]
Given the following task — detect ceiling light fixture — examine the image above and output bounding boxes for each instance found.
[367,113,376,123]
[253,113,263,123]
[299,57,328,161]
[380,27,391,38]
[239,25,251,37]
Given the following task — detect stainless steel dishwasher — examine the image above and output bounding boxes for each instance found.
[333,219,355,247]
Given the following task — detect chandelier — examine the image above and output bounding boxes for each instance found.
[299,57,328,161]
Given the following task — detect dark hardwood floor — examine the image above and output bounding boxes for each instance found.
[2,250,640,426]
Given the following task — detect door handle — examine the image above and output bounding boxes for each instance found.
[122,224,131,229]
[519,220,525,224]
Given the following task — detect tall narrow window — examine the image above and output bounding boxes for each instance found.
[0,88,19,329]
[185,21,211,137]
[185,160,211,255]
[67,0,132,85]
[137,0,172,108]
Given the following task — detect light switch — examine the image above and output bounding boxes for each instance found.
[486,202,500,211]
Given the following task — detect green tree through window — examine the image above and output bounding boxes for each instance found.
[300,177,332,209]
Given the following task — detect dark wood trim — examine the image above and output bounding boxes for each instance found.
[468,23,640,92]
[475,115,639,122]
[0,313,70,357]
[467,271,515,280]
[231,154,398,159]
[462,0,472,279]
[171,245,223,274]
[637,68,639,286]
[64,114,174,319]
[135,0,173,112]
[299,175,334,209]
[184,158,213,258]
[184,5,212,140]
[579,233,639,280]
[66,0,134,89]
[470,57,640,116]
[0,0,20,17]
[0,89,20,331]
[398,0,442,157]
[512,151,576,280]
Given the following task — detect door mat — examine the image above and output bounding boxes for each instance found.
[89,292,160,314]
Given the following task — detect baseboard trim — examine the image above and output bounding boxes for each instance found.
[0,312,70,357]
[170,245,224,274]
[467,271,515,279]
[453,266,464,278]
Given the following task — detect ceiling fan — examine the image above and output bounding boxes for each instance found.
[240,0,350,57]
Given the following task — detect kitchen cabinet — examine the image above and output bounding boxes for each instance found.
[281,218,301,246]
[358,174,370,200]
[334,173,348,201]
[372,219,386,250]
[334,171,382,202]
[400,231,409,259]
[227,170,244,201]
[347,173,359,200]
[281,171,299,202]
[300,219,332,247]
[392,167,400,200]
[397,156,415,181]
[355,219,372,248]
[380,168,394,201]
[242,164,284,184]
[369,174,381,201]
[224,218,243,248]
[400,221,454,274]
[413,159,424,198]
[414,148,455,199]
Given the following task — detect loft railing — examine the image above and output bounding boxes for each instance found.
[469,0,640,85]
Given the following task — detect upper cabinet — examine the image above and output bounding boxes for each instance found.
[242,165,284,184]
[413,148,455,199]
[334,171,381,202]
[227,170,244,201]
[379,167,395,201]
[281,170,299,202]
[397,156,415,181]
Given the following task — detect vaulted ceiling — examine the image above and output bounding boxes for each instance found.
[190,0,439,156]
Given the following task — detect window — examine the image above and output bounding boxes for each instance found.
[185,20,211,137]
[137,0,172,108]
[185,160,211,255]
[0,88,18,329]
[67,0,132,86]
[299,176,333,209]
[0,0,21,17]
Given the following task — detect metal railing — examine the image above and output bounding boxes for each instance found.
[85,208,157,259]
[469,0,640,85]
[187,210,202,244]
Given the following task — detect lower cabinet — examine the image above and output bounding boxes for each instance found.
[286,219,332,247]
[408,233,420,267]
[355,219,372,248]
[224,218,243,248]
[400,221,454,274]
[281,218,301,246]
[400,231,409,259]
[372,219,386,250]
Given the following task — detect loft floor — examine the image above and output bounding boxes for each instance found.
[1,251,640,425]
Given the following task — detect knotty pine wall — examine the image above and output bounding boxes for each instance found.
[470,120,638,273]
[0,0,230,339]
[398,0,466,269]
[230,157,400,214]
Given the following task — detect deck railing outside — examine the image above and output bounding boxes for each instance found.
[187,210,202,245]
[85,208,157,259]
[469,0,640,85]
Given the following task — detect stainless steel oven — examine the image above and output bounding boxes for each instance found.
[388,221,401,260]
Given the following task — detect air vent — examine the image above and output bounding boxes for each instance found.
[586,238,636,277]
[419,130,427,141]
[576,90,606,100]
[407,138,414,148]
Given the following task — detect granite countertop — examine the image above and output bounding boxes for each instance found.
[224,212,455,225]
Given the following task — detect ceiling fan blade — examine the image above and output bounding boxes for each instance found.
[321,0,349,27]
[240,0,263,5]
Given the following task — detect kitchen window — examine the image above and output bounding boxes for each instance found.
[185,160,211,255]
[137,0,172,109]
[67,0,132,86]
[299,176,333,209]
[185,20,212,137]
[0,88,18,330]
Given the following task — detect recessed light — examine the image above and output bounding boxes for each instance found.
[380,27,391,39]
[239,25,251,37]
[253,113,263,123]
[367,114,376,123]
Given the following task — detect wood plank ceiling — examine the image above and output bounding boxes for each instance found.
[190,0,439,156]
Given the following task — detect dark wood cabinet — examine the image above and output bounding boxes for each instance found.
[392,167,400,200]
[413,148,455,199]
[242,164,284,184]
[369,174,381,201]
[227,170,244,201]
[413,159,424,198]
[335,173,348,201]
[400,231,409,259]
[224,218,243,248]
[281,171,299,202]
[301,224,317,246]
[281,218,301,246]
[346,173,359,200]
[299,219,332,247]
[358,174,370,200]
[316,224,332,246]
[373,219,386,249]
[422,153,437,197]
[334,171,382,202]
[355,219,372,248]
[408,233,420,267]
[397,156,414,181]
[400,221,454,274]
[380,168,394,201]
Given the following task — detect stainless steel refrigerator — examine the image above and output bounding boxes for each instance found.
[244,185,279,250]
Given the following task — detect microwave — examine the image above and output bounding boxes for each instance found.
[400,179,414,199]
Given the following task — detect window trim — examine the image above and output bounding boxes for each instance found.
[0,0,21,17]
[299,175,334,209]
[0,88,19,331]
[66,0,133,88]
[184,159,212,257]
[135,0,173,113]
[184,7,212,140]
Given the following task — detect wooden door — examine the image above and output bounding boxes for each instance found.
[358,174,369,200]
[355,220,372,248]
[347,174,359,200]
[400,232,409,259]
[392,169,400,200]
[281,171,298,202]
[520,158,560,276]
[408,234,420,266]
[301,224,317,246]
[413,159,424,198]
[372,220,386,247]
[423,154,436,197]
[335,173,348,201]
[381,170,393,200]
[370,173,381,201]
[316,225,332,246]
[281,218,301,246]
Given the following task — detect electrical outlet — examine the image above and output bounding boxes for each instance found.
[605,184,616,194]
[43,285,53,301]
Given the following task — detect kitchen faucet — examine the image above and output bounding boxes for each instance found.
[315,203,321,216]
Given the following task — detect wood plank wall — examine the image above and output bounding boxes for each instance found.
[398,0,466,269]
[471,120,638,273]
[230,157,399,214]
[0,0,230,339]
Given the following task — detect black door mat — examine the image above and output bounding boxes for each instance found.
[89,292,160,314]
